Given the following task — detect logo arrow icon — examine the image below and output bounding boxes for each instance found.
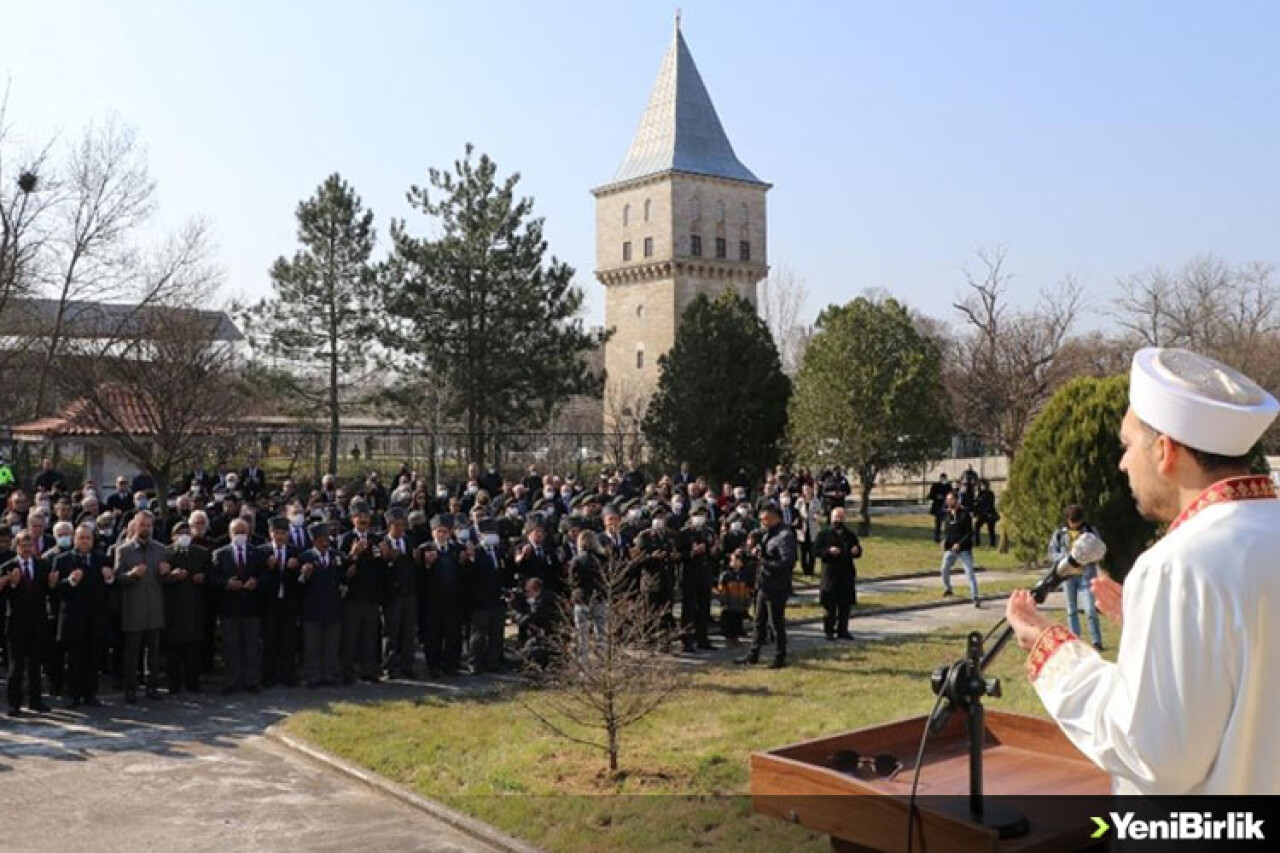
[1090,816,1111,838]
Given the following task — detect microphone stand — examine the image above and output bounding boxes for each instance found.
[924,563,1080,839]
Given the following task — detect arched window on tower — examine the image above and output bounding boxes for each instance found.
[636,345,645,370]
[739,202,749,225]
[623,204,630,227]
[644,199,652,222]
[715,200,725,222]
[691,197,701,220]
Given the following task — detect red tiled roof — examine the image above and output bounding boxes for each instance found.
[12,384,160,438]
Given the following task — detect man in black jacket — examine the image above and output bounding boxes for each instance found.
[378,507,418,679]
[927,474,951,543]
[813,507,862,640]
[338,504,384,684]
[260,516,302,687]
[211,518,265,693]
[420,515,465,677]
[465,518,507,674]
[939,491,981,605]
[2,531,54,714]
[55,524,113,707]
[163,521,209,694]
[738,504,796,669]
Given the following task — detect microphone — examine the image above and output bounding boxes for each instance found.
[1029,531,1105,603]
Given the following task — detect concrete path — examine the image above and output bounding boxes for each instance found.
[0,683,501,853]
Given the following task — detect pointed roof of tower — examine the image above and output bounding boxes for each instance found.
[605,17,765,188]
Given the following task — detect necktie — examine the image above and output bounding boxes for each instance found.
[277,548,286,598]
[396,538,404,555]
[293,528,302,547]
[25,559,33,582]
[237,547,245,573]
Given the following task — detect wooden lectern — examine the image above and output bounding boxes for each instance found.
[751,710,1110,853]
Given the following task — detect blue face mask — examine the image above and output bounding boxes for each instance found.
[57,535,72,549]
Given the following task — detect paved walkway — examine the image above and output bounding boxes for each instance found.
[0,682,501,853]
[0,582,1064,851]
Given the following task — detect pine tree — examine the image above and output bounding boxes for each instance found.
[242,173,377,475]
[381,145,605,467]
[642,292,790,483]
[787,296,950,533]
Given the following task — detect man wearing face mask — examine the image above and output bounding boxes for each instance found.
[814,507,862,641]
[419,515,466,677]
[41,521,76,698]
[211,518,265,694]
[55,524,112,707]
[378,507,418,679]
[465,518,507,675]
[678,505,718,653]
[634,506,677,648]
[338,504,384,684]
[2,531,56,715]
[114,511,169,702]
[162,520,209,694]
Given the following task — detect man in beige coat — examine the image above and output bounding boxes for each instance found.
[115,511,169,702]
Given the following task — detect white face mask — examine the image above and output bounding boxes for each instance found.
[651,518,666,531]
[176,534,192,548]
[457,529,471,542]
[291,515,304,527]
[232,533,248,547]
[690,516,706,529]
[780,497,791,507]
[481,533,500,548]
[506,506,520,517]
[730,521,743,533]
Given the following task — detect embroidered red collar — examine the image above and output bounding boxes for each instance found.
[1169,475,1278,532]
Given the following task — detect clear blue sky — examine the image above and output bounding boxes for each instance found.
[6,0,1278,330]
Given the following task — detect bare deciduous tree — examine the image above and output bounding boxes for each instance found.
[758,266,811,375]
[33,119,157,420]
[53,233,232,495]
[603,376,649,469]
[517,548,688,775]
[949,247,1082,458]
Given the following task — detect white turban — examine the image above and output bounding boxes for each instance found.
[1129,348,1279,457]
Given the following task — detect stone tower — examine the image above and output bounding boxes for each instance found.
[594,17,770,420]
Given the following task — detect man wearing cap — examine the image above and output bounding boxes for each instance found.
[379,507,419,679]
[339,505,384,683]
[739,503,796,669]
[162,520,209,694]
[420,515,466,676]
[55,523,112,707]
[1008,348,1280,795]
[298,523,343,687]
[260,516,303,687]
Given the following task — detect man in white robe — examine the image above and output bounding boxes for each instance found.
[1006,348,1280,795]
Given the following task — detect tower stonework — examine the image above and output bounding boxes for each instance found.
[594,19,770,422]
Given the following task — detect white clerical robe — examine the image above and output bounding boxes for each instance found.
[1032,490,1280,795]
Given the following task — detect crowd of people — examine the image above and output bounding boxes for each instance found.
[0,455,869,715]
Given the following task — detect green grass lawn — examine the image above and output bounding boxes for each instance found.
[792,513,1032,586]
[788,576,1036,622]
[286,614,1119,853]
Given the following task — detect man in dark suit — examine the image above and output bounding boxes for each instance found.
[512,520,562,596]
[163,521,209,694]
[56,523,113,707]
[378,507,418,679]
[298,523,343,688]
[240,454,268,501]
[338,504,383,684]
[465,518,507,674]
[2,531,54,714]
[260,516,302,687]
[813,507,862,641]
[419,515,465,677]
[211,518,264,693]
[927,474,951,543]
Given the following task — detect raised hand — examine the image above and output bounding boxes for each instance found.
[1091,573,1124,626]
[1005,589,1053,651]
